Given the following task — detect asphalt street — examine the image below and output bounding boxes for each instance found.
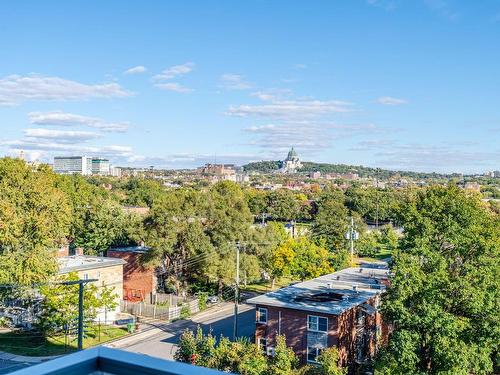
[119,302,255,360]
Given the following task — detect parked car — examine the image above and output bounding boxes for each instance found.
[207,296,219,304]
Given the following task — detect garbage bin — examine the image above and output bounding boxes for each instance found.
[127,322,135,333]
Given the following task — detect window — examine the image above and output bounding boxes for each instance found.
[257,307,268,323]
[307,347,323,363]
[258,337,268,353]
[83,273,89,280]
[308,315,328,332]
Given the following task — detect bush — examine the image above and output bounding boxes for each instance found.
[198,293,208,311]
[180,304,191,319]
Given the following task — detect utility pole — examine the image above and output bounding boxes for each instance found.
[345,216,358,259]
[233,242,240,341]
[350,216,354,257]
[61,279,97,351]
[375,168,380,230]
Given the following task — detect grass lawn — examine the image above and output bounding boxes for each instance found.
[241,277,297,294]
[355,246,393,263]
[0,325,128,357]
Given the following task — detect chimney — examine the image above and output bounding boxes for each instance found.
[75,247,84,256]
[353,285,359,293]
[140,241,145,248]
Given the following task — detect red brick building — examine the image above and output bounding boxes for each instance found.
[248,263,389,371]
[107,246,157,302]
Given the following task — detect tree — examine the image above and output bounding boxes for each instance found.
[290,238,334,281]
[301,347,346,375]
[175,328,268,374]
[376,185,500,374]
[143,189,215,294]
[0,158,71,285]
[37,272,111,337]
[123,178,164,207]
[268,335,299,375]
[206,181,253,247]
[272,237,333,283]
[311,189,349,252]
[99,285,119,324]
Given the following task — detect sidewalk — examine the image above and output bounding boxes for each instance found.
[106,301,236,349]
[0,350,58,364]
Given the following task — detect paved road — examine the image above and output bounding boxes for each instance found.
[119,302,255,360]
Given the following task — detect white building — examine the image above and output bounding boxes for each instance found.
[110,165,122,177]
[54,156,93,175]
[280,147,302,173]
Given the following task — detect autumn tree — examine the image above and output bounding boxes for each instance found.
[272,237,333,283]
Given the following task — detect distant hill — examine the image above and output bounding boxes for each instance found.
[243,160,458,180]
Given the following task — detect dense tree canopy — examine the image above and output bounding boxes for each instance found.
[0,159,71,284]
[376,185,500,374]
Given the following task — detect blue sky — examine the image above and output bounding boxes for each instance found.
[0,0,499,173]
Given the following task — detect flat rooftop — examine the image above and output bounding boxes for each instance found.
[247,261,389,316]
[58,255,126,274]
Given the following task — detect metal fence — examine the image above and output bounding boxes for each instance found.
[120,298,199,321]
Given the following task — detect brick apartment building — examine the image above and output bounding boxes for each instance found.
[247,262,389,370]
[107,245,158,302]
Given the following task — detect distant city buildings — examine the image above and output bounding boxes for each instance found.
[197,163,249,183]
[54,156,93,175]
[280,147,302,173]
[484,170,500,178]
[53,156,121,177]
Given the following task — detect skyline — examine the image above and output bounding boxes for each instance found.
[1,1,499,173]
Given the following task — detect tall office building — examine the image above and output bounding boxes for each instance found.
[91,158,110,175]
[54,156,93,175]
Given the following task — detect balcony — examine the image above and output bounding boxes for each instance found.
[10,346,232,375]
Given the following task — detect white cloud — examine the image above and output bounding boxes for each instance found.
[243,122,380,156]
[154,82,194,93]
[227,99,353,119]
[219,74,252,90]
[250,88,292,102]
[153,62,194,81]
[377,96,408,106]
[28,111,129,132]
[0,74,131,106]
[124,65,147,75]
[152,62,195,93]
[24,128,100,143]
[292,64,307,70]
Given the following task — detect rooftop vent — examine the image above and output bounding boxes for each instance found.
[353,285,359,293]
[359,268,363,273]
[327,282,333,289]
